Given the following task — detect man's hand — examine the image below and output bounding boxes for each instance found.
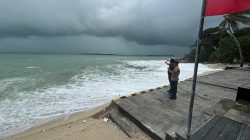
[165,61,170,65]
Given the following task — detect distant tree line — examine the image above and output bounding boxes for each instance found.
[184,27,250,63]
[184,11,250,65]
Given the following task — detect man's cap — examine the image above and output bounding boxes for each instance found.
[170,59,175,62]
[174,60,179,64]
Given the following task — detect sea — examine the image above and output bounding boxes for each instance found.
[0,53,218,137]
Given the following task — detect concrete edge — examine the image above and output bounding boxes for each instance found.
[112,85,169,101]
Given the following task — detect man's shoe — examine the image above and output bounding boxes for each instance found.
[169,95,176,99]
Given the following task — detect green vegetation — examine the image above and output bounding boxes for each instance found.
[184,11,250,66]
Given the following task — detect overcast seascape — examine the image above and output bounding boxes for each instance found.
[1,0,242,139]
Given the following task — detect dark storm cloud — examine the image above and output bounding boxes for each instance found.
[0,0,219,46]
[0,0,88,38]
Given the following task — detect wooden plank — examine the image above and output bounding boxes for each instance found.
[120,97,172,139]
[138,94,185,119]
[109,110,134,138]
[165,124,183,140]
[224,109,250,125]
[203,99,235,116]
[126,95,175,139]
[197,68,250,90]
[236,125,250,140]
[115,100,164,140]
[149,87,195,114]
[175,126,188,140]
[191,115,222,140]
[202,117,230,140]
[215,120,242,140]
[190,113,212,132]
[178,82,236,104]
[236,125,247,140]
[175,113,212,140]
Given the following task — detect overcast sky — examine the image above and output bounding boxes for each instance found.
[0,0,221,56]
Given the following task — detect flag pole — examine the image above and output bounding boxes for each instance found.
[186,0,207,139]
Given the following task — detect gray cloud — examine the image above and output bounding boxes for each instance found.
[0,0,220,46]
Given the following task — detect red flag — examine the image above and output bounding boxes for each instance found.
[205,0,250,16]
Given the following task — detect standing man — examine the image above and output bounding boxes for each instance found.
[165,59,175,92]
[169,60,180,99]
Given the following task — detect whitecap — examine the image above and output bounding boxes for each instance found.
[26,66,40,69]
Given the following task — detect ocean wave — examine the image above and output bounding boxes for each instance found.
[0,78,27,95]
[124,63,148,70]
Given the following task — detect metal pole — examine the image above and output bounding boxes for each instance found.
[186,0,207,139]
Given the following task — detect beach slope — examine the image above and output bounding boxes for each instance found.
[5,103,149,140]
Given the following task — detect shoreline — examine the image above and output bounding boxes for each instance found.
[5,101,151,140]
[2,64,225,140]
[1,102,111,138]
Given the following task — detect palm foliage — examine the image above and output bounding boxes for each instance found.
[219,11,250,67]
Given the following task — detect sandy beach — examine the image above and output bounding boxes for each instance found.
[4,102,150,140]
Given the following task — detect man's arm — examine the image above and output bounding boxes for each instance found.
[165,61,170,65]
[170,67,179,74]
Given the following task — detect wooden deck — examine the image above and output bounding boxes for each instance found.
[196,67,250,90]
[189,115,250,140]
[112,68,250,140]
